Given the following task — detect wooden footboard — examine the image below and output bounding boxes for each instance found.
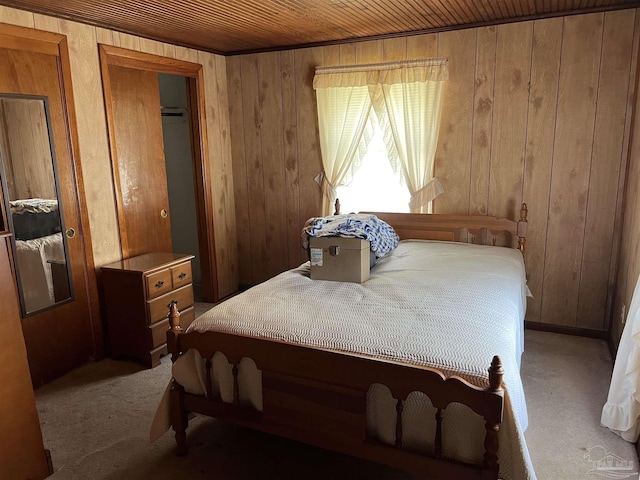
[166,303,504,480]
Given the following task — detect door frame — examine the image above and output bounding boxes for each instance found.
[0,23,102,358]
[98,45,218,302]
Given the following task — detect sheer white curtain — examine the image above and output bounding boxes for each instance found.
[370,59,447,213]
[602,274,640,442]
[313,71,374,215]
[314,59,447,215]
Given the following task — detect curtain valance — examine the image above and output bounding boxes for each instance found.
[313,58,448,89]
[313,57,448,215]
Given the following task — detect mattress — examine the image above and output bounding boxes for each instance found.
[151,240,535,479]
[10,199,61,241]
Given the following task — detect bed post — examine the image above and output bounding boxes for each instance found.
[166,300,189,455]
[170,381,188,456]
[166,301,182,364]
[517,203,528,255]
[483,356,504,473]
[168,301,182,332]
[334,198,341,215]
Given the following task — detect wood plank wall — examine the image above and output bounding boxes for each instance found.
[0,5,238,299]
[612,20,640,348]
[0,98,56,200]
[228,9,640,331]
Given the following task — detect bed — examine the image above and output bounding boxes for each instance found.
[151,204,534,480]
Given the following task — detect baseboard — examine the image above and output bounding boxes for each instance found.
[524,321,608,339]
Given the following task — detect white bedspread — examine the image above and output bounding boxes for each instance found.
[14,232,64,312]
[152,240,535,479]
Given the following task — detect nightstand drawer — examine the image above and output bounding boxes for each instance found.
[149,306,195,349]
[171,261,192,289]
[147,284,194,324]
[146,269,172,299]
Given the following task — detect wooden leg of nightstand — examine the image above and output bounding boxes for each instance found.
[149,344,168,368]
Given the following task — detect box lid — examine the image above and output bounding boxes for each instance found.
[309,237,369,250]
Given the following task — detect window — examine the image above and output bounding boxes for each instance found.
[313,58,448,215]
[336,122,410,214]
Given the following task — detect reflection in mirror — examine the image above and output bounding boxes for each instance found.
[0,95,73,316]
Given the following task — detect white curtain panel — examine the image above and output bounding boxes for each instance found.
[602,274,640,442]
[313,59,447,215]
[370,60,447,213]
[313,71,374,215]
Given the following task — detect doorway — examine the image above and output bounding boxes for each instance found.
[159,73,202,299]
[99,45,217,302]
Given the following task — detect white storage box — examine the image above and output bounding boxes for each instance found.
[309,237,372,283]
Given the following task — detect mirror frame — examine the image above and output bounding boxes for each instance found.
[0,93,75,317]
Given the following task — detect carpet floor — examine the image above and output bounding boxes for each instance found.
[34,329,637,480]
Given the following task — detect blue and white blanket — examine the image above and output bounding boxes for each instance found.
[302,214,399,258]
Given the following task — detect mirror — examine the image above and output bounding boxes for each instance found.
[0,95,73,316]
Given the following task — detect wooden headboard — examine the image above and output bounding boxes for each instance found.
[359,203,529,254]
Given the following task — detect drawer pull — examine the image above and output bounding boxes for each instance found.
[178,272,187,280]
[155,280,165,289]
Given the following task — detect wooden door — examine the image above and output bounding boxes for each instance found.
[0,45,95,387]
[106,65,172,257]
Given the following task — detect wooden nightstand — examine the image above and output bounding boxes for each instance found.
[102,253,195,368]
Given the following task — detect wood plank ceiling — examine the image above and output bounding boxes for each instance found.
[1,0,639,54]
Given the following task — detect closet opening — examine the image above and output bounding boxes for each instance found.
[158,73,203,300]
